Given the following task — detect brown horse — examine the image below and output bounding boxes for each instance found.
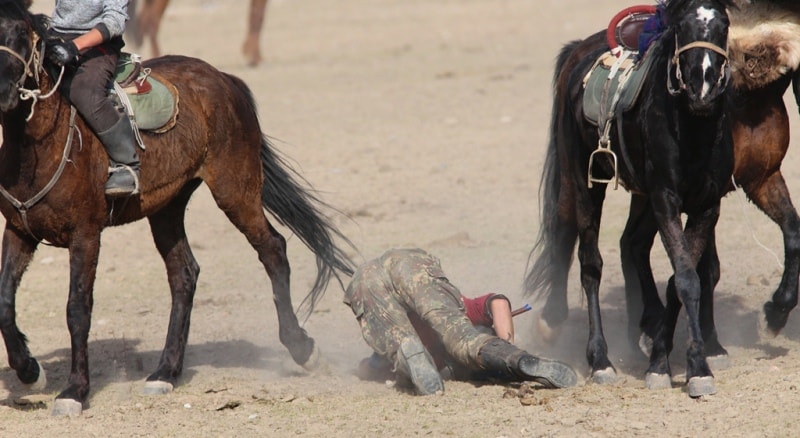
[127,0,269,66]
[0,0,354,416]
[621,0,800,369]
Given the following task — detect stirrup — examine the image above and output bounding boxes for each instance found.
[587,133,619,189]
[105,165,141,197]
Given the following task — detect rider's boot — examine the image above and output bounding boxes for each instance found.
[477,338,578,388]
[96,115,141,198]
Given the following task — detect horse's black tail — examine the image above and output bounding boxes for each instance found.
[259,138,357,317]
[224,73,357,318]
[523,41,582,304]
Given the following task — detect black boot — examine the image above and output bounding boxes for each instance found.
[96,116,141,198]
[394,337,444,395]
[477,338,578,388]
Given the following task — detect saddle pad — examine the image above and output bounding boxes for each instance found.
[114,53,142,88]
[125,75,178,132]
[110,53,179,132]
[582,50,654,126]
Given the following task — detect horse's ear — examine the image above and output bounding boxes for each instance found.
[0,0,33,9]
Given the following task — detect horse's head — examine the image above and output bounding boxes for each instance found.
[0,0,42,113]
[666,0,735,114]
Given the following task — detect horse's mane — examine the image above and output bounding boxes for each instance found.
[664,0,737,17]
[728,0,800,88]
[0,0,50,39]
[0,0,31,19]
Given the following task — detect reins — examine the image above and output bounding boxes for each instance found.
[0,32,75,244]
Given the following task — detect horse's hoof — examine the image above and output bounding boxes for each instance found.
[591,367,618,384]
[536,315,560,344]
[23,360,46,392]
[707,354,732,371]
[142,380,174,395]
[638,333,653,358]
[645,373,671,390]
[763,301,789,337]
[687,376,716,397]
[51,398,82,417]
[301,344,328,373]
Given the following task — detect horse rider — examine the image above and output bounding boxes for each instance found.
[344,248,578,395]
[46,0,141,198]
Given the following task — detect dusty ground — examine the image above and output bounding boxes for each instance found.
[1,0,800,435]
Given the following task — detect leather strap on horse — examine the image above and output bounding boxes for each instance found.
[668,37,729,95]
[0,107,78,244]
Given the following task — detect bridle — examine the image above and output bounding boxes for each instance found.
[0,31,65,120]
[667,33,730,96]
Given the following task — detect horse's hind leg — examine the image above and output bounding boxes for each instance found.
[577,188,616,383]
[143,181,202,394]
[697,230,730,368]
[206,176,318,369]
[620,195,663,354]
[747,172,800,335]
[0,228,45,390]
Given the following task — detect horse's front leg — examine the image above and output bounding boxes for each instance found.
[51,233,102,417]
[0,227,45,390]
[242,0,268,66]
[649,197,717,397]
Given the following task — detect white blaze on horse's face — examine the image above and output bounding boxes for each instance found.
[696,6,718,100]
[701,54,713,99]
[696,6,716,37]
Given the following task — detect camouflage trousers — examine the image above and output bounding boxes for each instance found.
[344,248,492,370]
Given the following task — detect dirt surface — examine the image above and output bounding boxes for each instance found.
[2,0,800,435]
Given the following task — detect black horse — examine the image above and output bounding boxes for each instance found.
[525,0,736,397]
[0,1,354,416]
[622,1,800,370]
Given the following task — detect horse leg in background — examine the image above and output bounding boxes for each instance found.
[126,0,143,47]
[533,224,578,342]
[697,229,730,368]
[0,228,46,391]
[576,187,618,383]
[142,181,202,395]
[748,173,800,334]
[727,75,799,335]
[242,0,268,67]
[133,0,168,58]
[620,194,662,353]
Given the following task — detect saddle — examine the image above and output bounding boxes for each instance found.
[111,53,179,135]
[581,5,658,190]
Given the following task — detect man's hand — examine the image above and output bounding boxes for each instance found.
[47,40,79,66]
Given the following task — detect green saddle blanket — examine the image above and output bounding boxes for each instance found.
[582,50,654,126]
[111,53,178,132]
